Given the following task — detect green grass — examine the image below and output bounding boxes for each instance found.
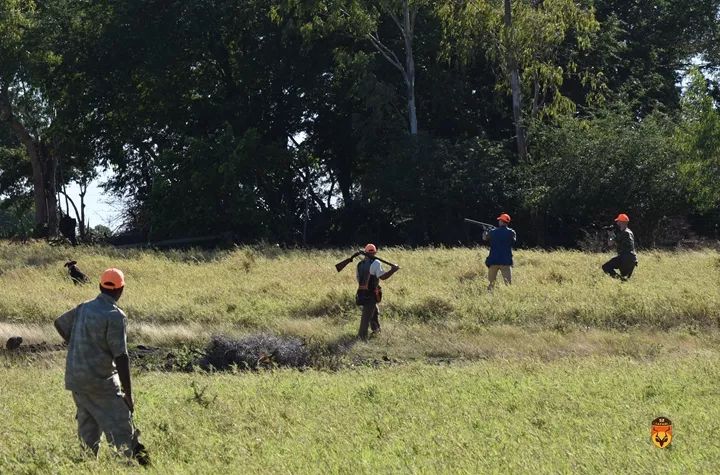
[1,356,719,473]
[1,242,719,331]
[2,242,720,472]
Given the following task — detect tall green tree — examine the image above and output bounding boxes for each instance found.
[585,0,720,114]
[0,0,61,236]
[525,108,685,245]
[677,68,720,212]
[50,0,329,240]
[440,0,599,161]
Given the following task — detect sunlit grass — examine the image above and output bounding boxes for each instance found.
[2,242,719,472]
[1,356,719,473]
[1,242,718,332]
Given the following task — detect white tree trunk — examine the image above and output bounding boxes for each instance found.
[403,1,418,135]
[366,0,419,135]
[504,0,527,161]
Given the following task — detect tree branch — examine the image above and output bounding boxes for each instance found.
[57,190,81,226]
[0,85,37,152]
[386,7,405,38]
[366,31,406,76]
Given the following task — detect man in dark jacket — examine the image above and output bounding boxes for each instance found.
[483,213,517,290]
[602,213,638,280]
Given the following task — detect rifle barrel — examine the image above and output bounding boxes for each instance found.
[463,218,496,229]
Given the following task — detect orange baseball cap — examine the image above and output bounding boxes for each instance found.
[100,268,125,290]
[497,213,511,223]
[614,213,630,223]
[364,244,377,254]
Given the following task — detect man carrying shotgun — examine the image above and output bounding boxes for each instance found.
[483,213,517,290]
[356,244,399,340]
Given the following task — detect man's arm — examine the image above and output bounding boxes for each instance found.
[608,229,618,248]
[115,354,133,412]
[54,308,77,343]
[108,311,132,411]
[379,265,400,281]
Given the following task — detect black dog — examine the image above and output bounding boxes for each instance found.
[64,260,90,285]
[6,336,23,351]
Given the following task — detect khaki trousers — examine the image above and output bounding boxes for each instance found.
[358,303,380,340]
[72,391,134,457]
[487,265,512,289]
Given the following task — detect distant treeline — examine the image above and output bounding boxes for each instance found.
[1,1,719,247]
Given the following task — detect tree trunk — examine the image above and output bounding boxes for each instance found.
[407,83,418,135]
[366,1,419,135]
[79,180,88,239]
[29,149,50,234]
[504,0,527,161]
[0,86,54,235]
[403,1,418,135]
[42,145,59,237]
[531,74,541,119]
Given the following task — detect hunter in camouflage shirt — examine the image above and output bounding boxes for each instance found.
[602,214,638,280]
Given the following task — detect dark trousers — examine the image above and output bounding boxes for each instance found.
[602,255,637,279]
[358,303,380,340]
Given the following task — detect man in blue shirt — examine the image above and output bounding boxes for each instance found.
[483,213,517,290]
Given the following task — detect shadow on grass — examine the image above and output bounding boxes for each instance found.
[289,290,356,320]
[388,297,456,323]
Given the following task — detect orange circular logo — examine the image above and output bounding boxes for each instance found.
[651,417,673,448]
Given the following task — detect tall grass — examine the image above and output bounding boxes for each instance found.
[1,356,719,473]
[3,242,719,472]
[1,242,718,332]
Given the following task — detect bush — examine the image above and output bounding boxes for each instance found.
[523,109,687,247]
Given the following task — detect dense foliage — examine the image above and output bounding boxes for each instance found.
[1,0,719,246]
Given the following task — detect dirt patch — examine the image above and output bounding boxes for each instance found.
[3,341,66,354]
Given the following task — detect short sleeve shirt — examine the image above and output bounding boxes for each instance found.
[55,293,128,395]
[356,259,385,282]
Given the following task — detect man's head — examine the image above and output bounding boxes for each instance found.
[99,268,125,300]
[497,213,511,227]
[614,213,630,230]
[364,243,377,258]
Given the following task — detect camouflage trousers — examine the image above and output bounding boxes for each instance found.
[72,391,134,457]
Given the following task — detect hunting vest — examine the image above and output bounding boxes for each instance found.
[357,258,379,291]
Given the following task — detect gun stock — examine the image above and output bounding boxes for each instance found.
[335,252,360,272]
